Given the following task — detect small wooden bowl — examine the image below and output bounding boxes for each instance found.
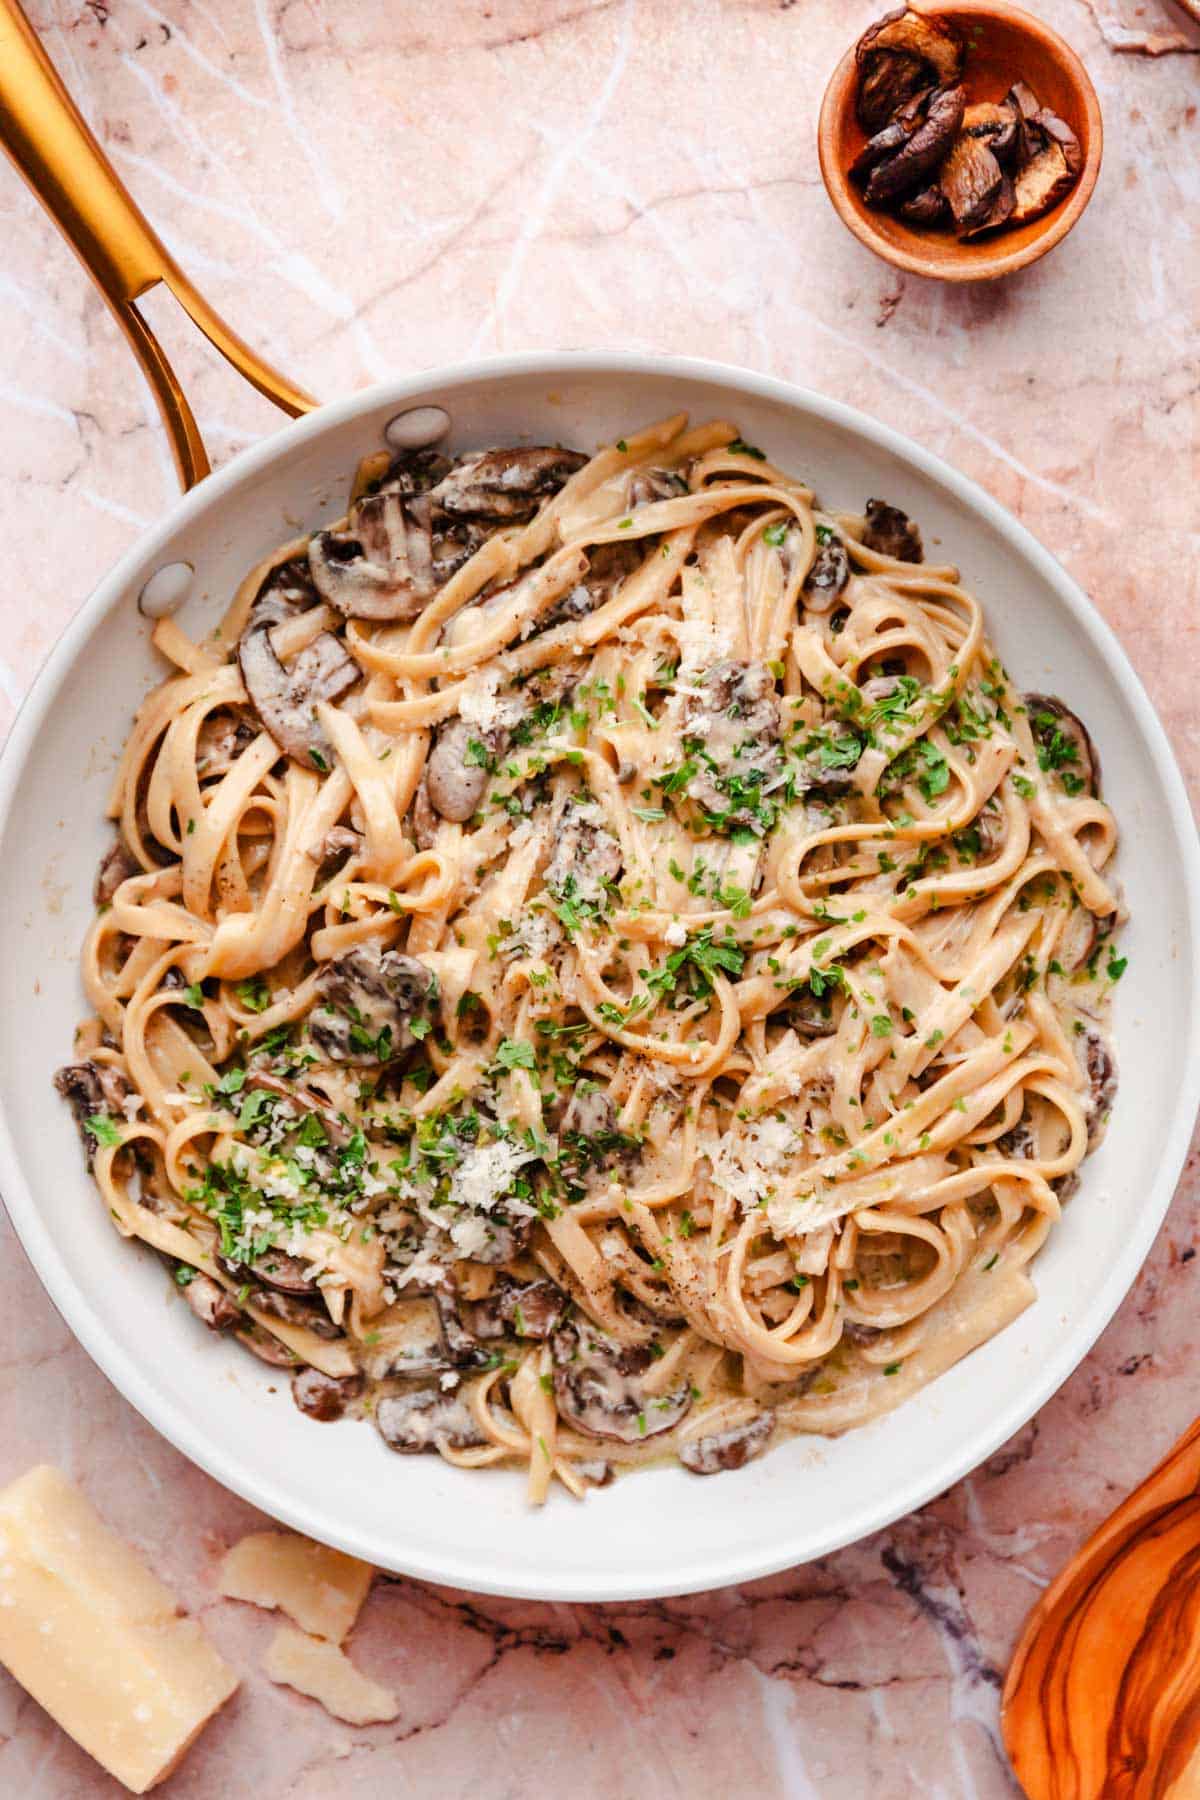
[817,1,1103,282]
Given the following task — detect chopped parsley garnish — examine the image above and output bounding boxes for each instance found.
[235,976,271,1013]
[86,1113,124,1148]
[494,1037,537,1073]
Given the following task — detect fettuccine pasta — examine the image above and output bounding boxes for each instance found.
[56,414,1122,1499]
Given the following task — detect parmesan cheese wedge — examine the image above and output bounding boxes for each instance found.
[263,1625,399,1724]
[0,1465,238,1794]
[216,1530,373,1643]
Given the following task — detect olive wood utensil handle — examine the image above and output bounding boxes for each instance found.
[0,0,315,488]
[1003,1415,1200,1798]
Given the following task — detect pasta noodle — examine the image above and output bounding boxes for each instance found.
[56,415,1122,1498]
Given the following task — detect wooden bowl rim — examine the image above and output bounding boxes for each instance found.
[817,0,1104,283]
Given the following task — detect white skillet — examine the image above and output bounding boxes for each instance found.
[0,4,1197,1602]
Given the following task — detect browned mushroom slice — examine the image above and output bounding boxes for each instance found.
[311,943,437,1064]
[1080,1028,1118,1149]
[182,1272,241,1332]
[308,490,436,622]
[1033,108,1083,177]
[961,99,1021,167]
[550,1317,691,1444]
[237,621,358,772]
[850,86,932,183]
[465,1277,567,1342]
[862,498,923,562]
[425,717,505,823]
[1024,694,1098,794]
[291,1366,364,1421]
[863,84,965,205]
[679,1411,773,1475]
[857,50,929,136]
[373,446,451,498]
[940,134,1004,236]
[898,183,949,226]
[1011,132,1078,227]
[235,1325,297,1367]
[218,1247,320,1296]
[196,711,257,778]
[803,537,850,608]
[961,173,1015,241]
[780,982,838,1038]
[54,1060,131,1165]
[855,8,965,134]
[1056,903,1117,975]
[251,1288,342,1340]
[94,836,140,906]
[375,1387,487,1454]
[430,447,587,522]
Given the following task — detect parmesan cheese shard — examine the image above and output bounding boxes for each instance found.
[263,1625,399,1725]
[216,1530,374,1643]
[0,1465,238,1795]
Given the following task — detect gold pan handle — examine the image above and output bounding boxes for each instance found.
[0,0,316,489]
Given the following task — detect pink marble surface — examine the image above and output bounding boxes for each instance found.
[1,0,1198,1793]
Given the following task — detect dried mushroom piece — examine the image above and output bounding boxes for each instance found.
[898,184,949,226]
[849,84,932,183]
[940,134,1004,236]
[855,8,965,134]
[960,99,1021,167]
[862,84,966,205]
[1011,136,1076,226]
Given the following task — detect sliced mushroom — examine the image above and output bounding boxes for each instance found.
[94,836,139,907]
[780,983,839,1037]
[425,717,505,823]
[1033,108,1083,177]
[196,711,257,778]
[375,1386,487,1454]
[182,1271,241,1332]
[237,621,358,772]
[628,467,689,507]
[308,489,437,623]
[311,943,438,1064]
[1011,132,1078,227]
[803,538,850,608]
[961,99,1021,167]
[464,1276,567,1342]
[960,173,1015,241]
[862,498,923,563]
[679,1410,773,1475]
[408,775,440,850]
[940,134,1003,236]
[235,1325,297,1368]
[855,8,965,134]
[857,50,929,136]
[1080,1028,1117,1149]
[557,1088,634,1189]
[898,183,949,226]
[430,447,587,522]
[374,446,452,498]
[850,85,932,183]
[550,1316,692,1444]
[539,540,642,632]
[217,1247,320,1296]
[862,84,966,205]
[54,1060,131,1165]
[1056,903,1117,975]
[250,1287,342,1340]
[291,1366,364,1421]
[1024,694,1098,795]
